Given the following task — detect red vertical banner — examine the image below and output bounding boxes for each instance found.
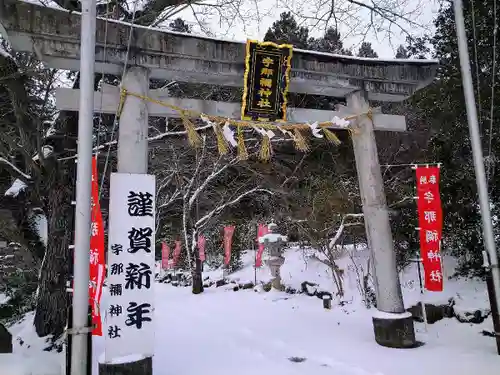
[416,166,443,292]
[223,226,235,266]
[198,235,206,262]
[89,156,105,335]
[161,242,170,270]
[173,240,182,267]
[255,224,269,267]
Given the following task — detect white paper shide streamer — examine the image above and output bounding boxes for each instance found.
[222,122,237,147]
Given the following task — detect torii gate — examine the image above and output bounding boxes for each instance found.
[0,0,437,372]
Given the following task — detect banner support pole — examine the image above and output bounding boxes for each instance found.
[416,259,429,332]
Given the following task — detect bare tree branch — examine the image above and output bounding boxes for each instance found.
[196,187,274,229]
[0,157,32,180]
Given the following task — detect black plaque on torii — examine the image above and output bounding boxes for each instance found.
[241,40,293,122]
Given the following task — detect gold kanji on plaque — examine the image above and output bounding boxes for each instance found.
[241,40,293,122]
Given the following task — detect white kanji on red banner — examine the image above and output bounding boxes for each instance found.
[416,166,443,292]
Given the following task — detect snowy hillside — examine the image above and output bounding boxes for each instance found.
[5,247,500,375]
[201,246,490,313]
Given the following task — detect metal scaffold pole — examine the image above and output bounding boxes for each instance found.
[453,0,500,351]
[71,0,97,373]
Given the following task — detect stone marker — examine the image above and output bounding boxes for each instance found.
[259,223,288,291]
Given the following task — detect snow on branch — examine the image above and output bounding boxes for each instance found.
[188,156,238,209]
[158,189,182,210]
[196,187,274,229]
[61,125,294,162]
[0,157,31,180]
[32,145,54,161]
[328,213,364,250]
[329,223,345,250]
[4,178,27,197]
[157,172,182,210]
[0,45,12,59]
[183,135,208,200]
[59,123,215,161]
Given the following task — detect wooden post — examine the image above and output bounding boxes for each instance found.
[323,295,332,310]
[416,259,429,332]
[254,244,257,286]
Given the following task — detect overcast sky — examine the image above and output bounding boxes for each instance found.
[174,0,441,58]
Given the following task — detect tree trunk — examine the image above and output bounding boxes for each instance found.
[192,257,204,294]
[34,140,76,337]
[0,51,76,338]
[33,72,83,338]
[33,72,104,338]
[33,163,74,337]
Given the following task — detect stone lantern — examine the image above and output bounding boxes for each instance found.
[258,223,288,290]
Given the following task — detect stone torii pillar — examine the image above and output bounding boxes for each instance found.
[339,92,415,348]
[117,67,150,174]
[97,67,154,375]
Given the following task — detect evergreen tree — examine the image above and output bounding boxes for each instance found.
[356,41,378,57]
[342,48,354,56]
[169,18,191,33]
[310,27,343,53]
[264,12,310,49]
[405,36,431,59]
[409,0,500,275]
[309,27,353,55]
[395,45,409,58]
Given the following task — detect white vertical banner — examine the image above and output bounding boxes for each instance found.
[105,173,156,361]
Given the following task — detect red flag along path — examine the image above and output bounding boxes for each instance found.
[198,235,206,262]
[173,240,182,267]
[223,226,235,266]
[89,156,105,335]
[256,223,269,267]
[161,242,170,270]
[415,166,444,292]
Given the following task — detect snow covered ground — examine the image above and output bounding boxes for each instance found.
[5,247,500,375]
[2,312,63,375]
[93,286,497,375]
